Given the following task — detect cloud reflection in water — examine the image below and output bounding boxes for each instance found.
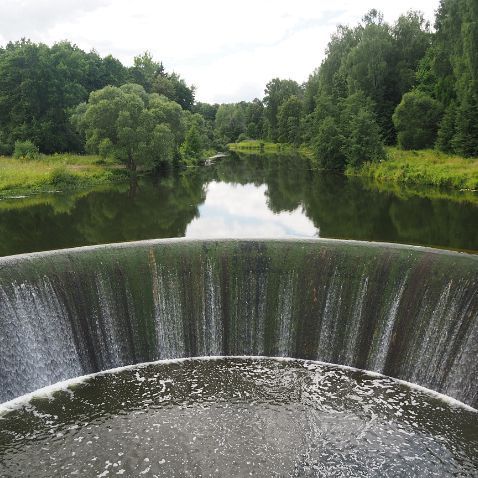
[186,182,318,238]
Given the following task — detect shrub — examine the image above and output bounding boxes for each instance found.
[13,140,40,159]
[392,91,442,150]
[50,167,79,188]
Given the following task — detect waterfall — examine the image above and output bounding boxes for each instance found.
[0,239,477,407]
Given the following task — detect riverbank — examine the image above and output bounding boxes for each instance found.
[0,154,128,197]
[228,140,313,158]
[229,140,478,192]
[350,148,478,191]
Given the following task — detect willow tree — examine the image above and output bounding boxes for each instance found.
[71,84,180,171]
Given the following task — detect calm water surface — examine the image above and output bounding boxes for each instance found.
[0,153,477,256]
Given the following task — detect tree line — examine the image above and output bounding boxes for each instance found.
[208,0,478,170]
[0,0,476,172]
[0,41,210,170]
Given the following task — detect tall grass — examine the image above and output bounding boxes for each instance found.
[351,148,478,190]
[0,154,127,196]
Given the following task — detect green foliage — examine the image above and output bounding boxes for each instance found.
[451,89,478,157]
[152,124,175,165]
[263,79,301,140]
[0,154,124,194]
[50,167,79,187]
[346,109,386,167]
[354,147,478,190]
[0,40,130,153]
[13,140,40,159]
[314,92,385,171]
[0,41,195,156]
[392,91,443,149]
[214,104,246,143]
[315,117,346,171]
[72,84,194,171]
[277,96,302,145]
[419,0,478,156]
[304,10,431,145]
[436,102,457,152]
[181,124,203,162]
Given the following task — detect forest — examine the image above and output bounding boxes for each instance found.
[0,0,476,175]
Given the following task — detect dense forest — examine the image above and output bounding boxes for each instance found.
[0,0,476,172]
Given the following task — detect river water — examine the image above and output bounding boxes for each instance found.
[1,357,477,477]
[0,153,477,256]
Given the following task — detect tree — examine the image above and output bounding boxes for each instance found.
[341,92,385,166]
[436,101,457,152]
[151,124,175,166]
[128,51,164,92]
[214,104,246,143]
[72,84,188,171]
[277,96,302,144]
[393,91,442,149]
[263,79,301,140]
[418,0,478,156]
[315,117,346,171]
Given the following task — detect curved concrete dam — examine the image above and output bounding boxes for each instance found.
[0,238,477,408]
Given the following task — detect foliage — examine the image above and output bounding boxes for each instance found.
[0,41,195,155]
[214,104,246,143]
[313,92,385,171]
[263,79,302,140]
[71,84,205,170]
[0,154,126,195]
[352,147,478,190]
[315,117,347,170]
[417,0,478,156]
[392,91,443,149]
[277,96,302,145]
[13,140,40,159]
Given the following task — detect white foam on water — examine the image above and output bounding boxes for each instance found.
[1,356,476,416]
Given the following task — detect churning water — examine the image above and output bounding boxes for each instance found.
[1,357,477,477]
[0,239,477,476]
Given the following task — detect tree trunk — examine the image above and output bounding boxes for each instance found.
[127,153,136,172]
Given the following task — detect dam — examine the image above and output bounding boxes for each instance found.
[0,238,477,475]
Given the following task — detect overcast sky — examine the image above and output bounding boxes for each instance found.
[0,0,439,103]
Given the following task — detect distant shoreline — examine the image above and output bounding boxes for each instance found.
[229,140,478,195]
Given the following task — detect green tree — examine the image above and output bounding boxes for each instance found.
[277,95,302,144]
[436,101,457,152]
[392,91,443,149]
[214,104,246,143]
[72,84,187,171]
[263,79,301,140]
[315,117,346,171]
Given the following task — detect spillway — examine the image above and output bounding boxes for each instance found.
[0,238,477,408]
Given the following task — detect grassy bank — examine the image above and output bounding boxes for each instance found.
[350,148,478,191]
[0,154,128,197]
[230,140,478,192]
[228,140,313,157]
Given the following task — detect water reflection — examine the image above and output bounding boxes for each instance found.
[185,182,318,238]
[0,153,477,256]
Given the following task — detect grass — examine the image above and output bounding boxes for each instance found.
[350,147,478,191]
[228,140,297,154]
[0,154,128,197]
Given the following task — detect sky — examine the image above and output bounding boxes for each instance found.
[0,0,439,103]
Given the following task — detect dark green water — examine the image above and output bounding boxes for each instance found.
[0,153,477,257]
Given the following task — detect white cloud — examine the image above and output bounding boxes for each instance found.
[0,0,439,103]
[185,182,318,238]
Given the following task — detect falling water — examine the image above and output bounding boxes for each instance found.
[0,239,477,408]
